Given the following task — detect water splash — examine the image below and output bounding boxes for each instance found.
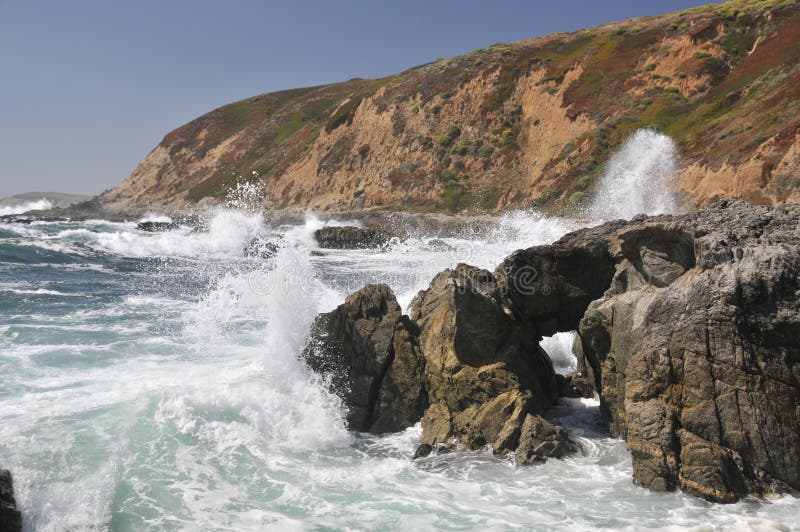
[590,129,679,221]
[0,198,53,216]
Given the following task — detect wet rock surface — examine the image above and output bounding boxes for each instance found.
[302,284,427,433]
[0,470,21,532]
[243,237,280,259]
[573,202,800,502]
[137,221,179,232]
[409,265,562,456]
[313,226,390,249]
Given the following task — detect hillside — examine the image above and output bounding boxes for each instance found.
[101,0,800,214]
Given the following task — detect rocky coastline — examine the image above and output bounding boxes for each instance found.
[302,199,800,504]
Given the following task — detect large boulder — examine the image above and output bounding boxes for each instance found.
[410,265,567,457]
[314,226,390,249]
[302,284,427,433]
[573,201,800,502]
[0,469,21,532]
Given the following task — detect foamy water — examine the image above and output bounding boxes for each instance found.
[0,198,53,216]
[1,132,798,530]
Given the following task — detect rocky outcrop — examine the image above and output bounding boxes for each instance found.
[305,265,576,462]
[0,470,21,532]
[313,226,390,250]
[573,201,800,503]
[496,199,800,502]
[409,265,563,456]
[302,284,427,433]
[303,200,800,504]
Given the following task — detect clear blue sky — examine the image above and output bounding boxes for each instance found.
[0,0,713,197]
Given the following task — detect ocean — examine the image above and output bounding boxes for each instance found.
[1,130,798,530]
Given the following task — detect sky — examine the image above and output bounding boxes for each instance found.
[0,0,713,197]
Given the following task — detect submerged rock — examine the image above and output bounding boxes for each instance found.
[137,221,179,232]
[313,226,390,249]
[243,237,280,259]
[515,414,578,465]
[0,470,21,532]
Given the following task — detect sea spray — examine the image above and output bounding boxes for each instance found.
[0,198,53,216]
[590,129,679,221]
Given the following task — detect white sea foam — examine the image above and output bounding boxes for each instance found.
[0,198,53,216]
[91,208,264,258]
[540,331,578,374]
[590,128,679,221]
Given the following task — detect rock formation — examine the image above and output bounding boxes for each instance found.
[313,226,390,249]
[409,265,563,456]
[498,199,800,502]
[303,284,427,433]
[0,469,21,532]
[303,200,800,503]
[303,267,576,461]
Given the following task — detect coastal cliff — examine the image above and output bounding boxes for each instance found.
[101,0,800,214]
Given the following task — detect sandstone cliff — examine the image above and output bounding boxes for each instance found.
[103,0,800,213]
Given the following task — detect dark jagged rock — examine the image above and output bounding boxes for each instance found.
[302,284,427,433]
[0,470,21,532]
[0,216,33,225]
[491,199,800,503]
[243,237,280,259]
[409,264,567,457]
[137,221,179,232]
[314,226,390,249]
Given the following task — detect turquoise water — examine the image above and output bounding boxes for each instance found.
[1,211,798,531]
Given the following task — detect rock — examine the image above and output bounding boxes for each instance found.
[301,200,800,503]
[426,238,454,252]
[314,226,390,249]
[243,237,279,259]
[515,414,579,464]
[410,264,566,456]
[0,469,21,532]
[303,284,427,433]
[137,221,179,232]
[494,221,624,337]
[0,216,33,224]
[556,373,594,399]
[567,200,800,502]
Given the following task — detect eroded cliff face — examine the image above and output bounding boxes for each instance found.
[102,0,800,213]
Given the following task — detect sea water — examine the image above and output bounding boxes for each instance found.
[1,132,798,531]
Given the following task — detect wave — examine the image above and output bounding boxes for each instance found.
[0,198,53,216]
[590,129,679,221]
